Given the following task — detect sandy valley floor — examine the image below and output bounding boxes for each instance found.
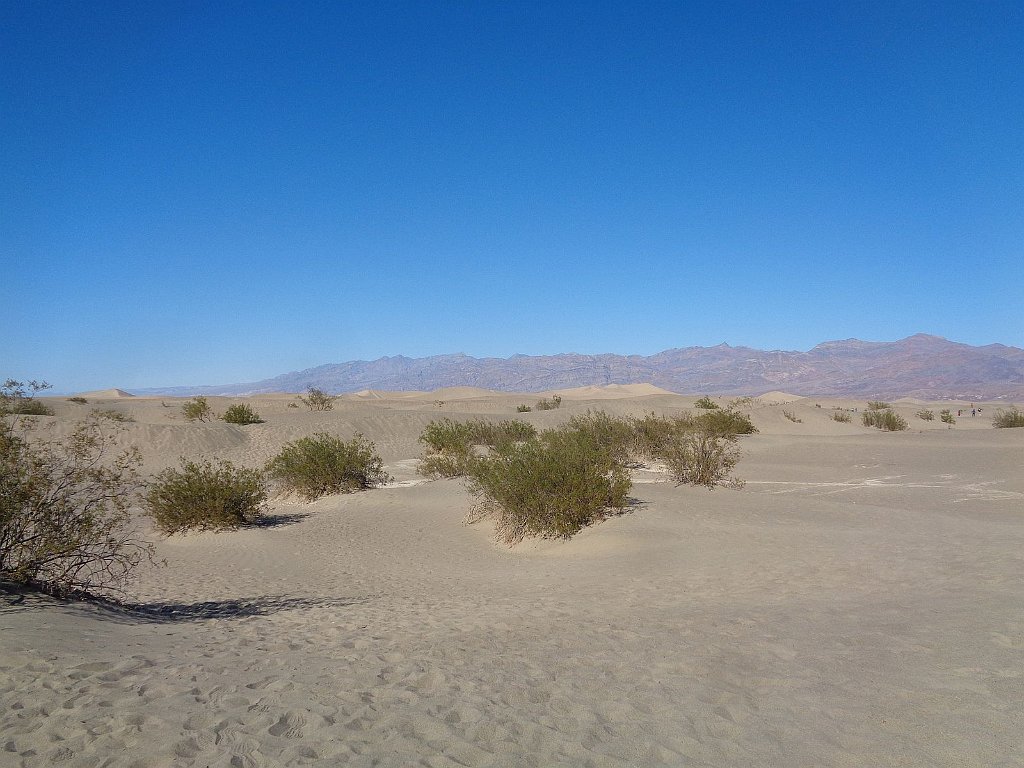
[2,387,1022,767]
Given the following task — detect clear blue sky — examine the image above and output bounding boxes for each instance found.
[3,1,1022,391]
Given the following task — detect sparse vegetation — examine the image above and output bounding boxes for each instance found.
[694,408,758,438]
[992,406,1024,428]
[939,409,955,424]
[831,411,852,423]
[146,459,268,534]
[516,404,532,413]
[693,396,719,410]
[534,394,562,411]
[0,379,54,416]
[916,409,935,421]
[299,387,337,412]
[67,396,88,404]
[221,403,264,425]
[862,409,908,431]
[1,410,153,596]
[91,409,134,423]
[782,410,802,423]
[182,396,214,423]
[466,422,630,545]
[866,400,892,411]
[663,431,743,488]
[267,433,391,499]
[417,418,538,478]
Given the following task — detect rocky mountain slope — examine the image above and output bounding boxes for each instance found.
[135,334,1024,400]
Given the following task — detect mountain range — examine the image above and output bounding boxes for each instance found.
[131,334,1024,400]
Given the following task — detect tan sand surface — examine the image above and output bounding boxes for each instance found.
[3,390,1022,766]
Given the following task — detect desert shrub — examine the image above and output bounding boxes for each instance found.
[417,419,476,478]
[782,409,802,423]
[628,412,689,461]
[299,387,337,411]
[288,402,299,408]
[694,408,757,437]
[467,424,630,544]
[516,404,532,413]
[916,409,935,421]
[866,400,892,411]
[470,419,537,450]
[145,459,268,534]
[1,379,54,417]
[831,411,852,423]
[565,410,636,463]
[862,409,908,431]
[0,411,153,596]
[222,403,264,425]
[728,396,756,408]
[267,432,391,499]
[693,396,719,410]
[91,408,134,423]
[534,394,562,411]
[182,396,214,422]
[663,430,743,488]
[992,406,1024,428]
[67,396,88,404]
[939,409,955,424]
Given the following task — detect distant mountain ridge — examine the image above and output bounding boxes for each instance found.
[134,334,1024,400]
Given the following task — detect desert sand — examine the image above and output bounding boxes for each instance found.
[2,388,1022,767]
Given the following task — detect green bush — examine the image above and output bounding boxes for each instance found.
[298,387,337,412]
[565,410,637,463]
[862,409,908,431]
[467,423,630,544]
[693,396,719,410]
[182,396,213,422]
[628,412,691,462]
[663,430,743,488]
[417,418,538,478]
[146,459,268,534]
[694,408,757,437]
[992,406,1024,428]
[1,411,152,596]
[916,409,935,421]
[267,433,391,499]
[939,409,955,424]
[831,411,852,423]
[866,400,892,411]
[91,408,134,423]
[516,404,532,413]
[222,403,264,425]
[66,396,88,404]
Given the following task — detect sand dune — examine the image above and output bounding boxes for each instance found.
[75,387,136,398]
[4,390,1022,766]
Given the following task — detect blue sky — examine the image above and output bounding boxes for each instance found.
[3,1,1022,391]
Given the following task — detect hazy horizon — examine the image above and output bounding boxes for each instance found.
[4,2,1022,391]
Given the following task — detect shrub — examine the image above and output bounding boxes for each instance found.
[916,409,935,421]
[470,419,538,450]
[91,408,134,423]
[628,412,690,462]
[417,419,476,478]
[467,424,630,544]
[1,411,153,596]
[516,404,532,413]
[182,396,214,422]
[782,410,802,423]
[866,400,892,411]
[267,433,391,499]
[299,387,337,412]
[694,408,757,438]
[663,430,743,488]
[1,379,54,417]
[992,406,1024,428]
[145,459,268,534]
[862,409,908,431]
[831,411,852,423]
[693,396,719,410]
[565,410,637,463]
[939,409,955,424]
[534,394,562,411]
[222,403,264,425]
[67,396,88,404]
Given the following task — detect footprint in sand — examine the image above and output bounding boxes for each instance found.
[268,710,307,739]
